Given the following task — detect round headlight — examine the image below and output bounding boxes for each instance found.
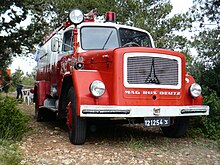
[89,80,105,97]
[190,83,202,98]
[69,9,84,25]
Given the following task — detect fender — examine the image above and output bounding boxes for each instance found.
[72,70,110,116]
[184,75,203,105]
[35,81,50,106]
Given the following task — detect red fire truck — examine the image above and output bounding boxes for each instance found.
[34,9,209,145]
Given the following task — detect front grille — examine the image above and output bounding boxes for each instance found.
[126,55,179,86]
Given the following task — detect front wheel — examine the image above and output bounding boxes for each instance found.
[67,86,87,145]
[161,117,189,138]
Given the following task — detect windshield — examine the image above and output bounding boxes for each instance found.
[119,28,152,47]
[81,27,119,50]
[80,26,152,50]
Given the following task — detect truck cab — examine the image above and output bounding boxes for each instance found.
[34,9,209,145]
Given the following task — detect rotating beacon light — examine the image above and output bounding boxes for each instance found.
[105,12,116,22]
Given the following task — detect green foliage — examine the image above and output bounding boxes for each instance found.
[29,0,192,50]
[22,72,35,87]
[190,29,220,96]
[0,95,29,140]
[0,1,37,69]
[188,90,220,140]
[126,1,192,49]
[191,0,219,26]
[192,28,219,62]
[187,0,220,140]
[202,91,220,139]
[127,136,145,150]
[190,0,219,85]
[0,140,22,165]
[11,69,24,88]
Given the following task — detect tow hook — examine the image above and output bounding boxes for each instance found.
[153,108,160,116]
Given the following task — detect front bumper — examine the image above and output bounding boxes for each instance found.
[80,105,209,117]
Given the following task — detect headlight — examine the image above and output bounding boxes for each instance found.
[69,9,84,25]
[190,83,202,98]
[89,80,105,97]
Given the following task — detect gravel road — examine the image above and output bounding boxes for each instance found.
[18,104,220,165]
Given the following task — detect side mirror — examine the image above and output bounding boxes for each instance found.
[51,37,60,52]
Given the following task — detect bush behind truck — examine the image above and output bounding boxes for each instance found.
[34,9,209,145]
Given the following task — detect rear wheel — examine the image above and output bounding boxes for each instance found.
[35,108,44,122]
[161,117,189,138]
[36,108,56,122]
[67,86,86,145]
[34,92,43,122]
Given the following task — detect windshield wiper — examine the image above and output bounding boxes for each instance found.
[102,30,113,49]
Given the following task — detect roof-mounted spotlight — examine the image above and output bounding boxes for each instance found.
[69,9,84,26]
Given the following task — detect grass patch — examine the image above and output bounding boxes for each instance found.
[127,136,145,150]
[0,140,22,165]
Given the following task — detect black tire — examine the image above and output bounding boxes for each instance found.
[34,92,43,122]
[35,108,44,122]
[161,117,189,138]
[36,108,56,122]
[67,86,87,145]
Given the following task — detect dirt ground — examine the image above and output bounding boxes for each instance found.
[18,103,220,165]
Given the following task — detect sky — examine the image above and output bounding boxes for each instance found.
[170,0,193,15]
[10,0,193,74]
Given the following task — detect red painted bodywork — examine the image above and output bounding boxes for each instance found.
[35,29,202,117]
[81,48,202,108]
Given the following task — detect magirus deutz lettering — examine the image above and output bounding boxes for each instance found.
[125,90,181,95]
[34,9,209,145]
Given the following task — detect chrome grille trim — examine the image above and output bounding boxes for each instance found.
[124,53,182,89]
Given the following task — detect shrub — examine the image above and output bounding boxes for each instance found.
[0,94,29,140]
[202,91,220,139]
[189,90,220,140]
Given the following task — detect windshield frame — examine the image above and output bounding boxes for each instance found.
[79,24,154,51]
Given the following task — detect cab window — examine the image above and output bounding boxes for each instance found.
[62,30,73,52]
[38,47,47,68]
